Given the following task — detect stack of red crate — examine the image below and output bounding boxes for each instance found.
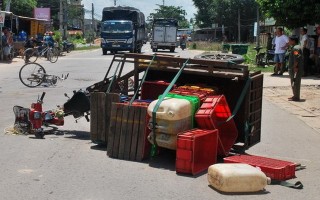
[169,86,216,103]
[223,154,296,181]
[176,129,219,175]
[195,95,238,157]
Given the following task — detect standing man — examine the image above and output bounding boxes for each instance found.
[272,27,289,76]
[312,26,320,76]
[1,27,10,61]
[287,35,303,102]
[300,27,310,76]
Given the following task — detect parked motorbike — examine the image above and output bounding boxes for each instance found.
[180,40,186,50]
[13,90,90,138]
[62,40,74,53]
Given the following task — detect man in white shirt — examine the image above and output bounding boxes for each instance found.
[300,27,310,76]
[272,27,289,76]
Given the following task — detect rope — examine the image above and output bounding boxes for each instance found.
[4,125,26,135]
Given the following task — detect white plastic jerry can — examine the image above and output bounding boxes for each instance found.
[147,132,177,150]
[207,163,271,193]
[147,97,192,134]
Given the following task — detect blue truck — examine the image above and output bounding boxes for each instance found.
[100,6,146,55]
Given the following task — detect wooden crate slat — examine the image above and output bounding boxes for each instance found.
[90,92,107,144]
[118,104,130,159]
[97,93,106,143]
[135,106,149,162]
[129,106,141,161]
[123,105,136,160]
[107,103,121,157]
[90,92,99,142]
[104,93,120,145]
[112,103,124,158]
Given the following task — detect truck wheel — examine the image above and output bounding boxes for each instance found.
[137,47,142,53]
[152,48,157,52]
[170,47,175,52]
[102,49,107,55]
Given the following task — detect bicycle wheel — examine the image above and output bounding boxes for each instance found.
[19,63,46,88]
[49,47,59,63]
[24,48,38,63]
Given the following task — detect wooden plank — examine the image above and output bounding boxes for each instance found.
[97,93,106,143]
[129,106,141,161]
[112,103,124,158]
[123,105,135,160]
[90,92,99,142]
[136,106,148,161]
[104,93,120,145]
[118,104,129,159]
[107,102,120,157]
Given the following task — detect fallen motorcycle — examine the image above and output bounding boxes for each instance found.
[13,90,90,138]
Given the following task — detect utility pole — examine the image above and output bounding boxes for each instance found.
[256,6,260,47]
[114,0,116,6]
[163,0,165,6]
[238,9,241,42]
[59,0,63,36]
[92,3,95,43]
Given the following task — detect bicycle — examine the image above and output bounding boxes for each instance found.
[19,63,68,88]
[254,46,266,67]
[23,43,59,63]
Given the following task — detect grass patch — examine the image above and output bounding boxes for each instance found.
[74,44,101,51]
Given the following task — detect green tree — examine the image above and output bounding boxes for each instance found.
[256,0,320,28]
[3,0,37,17]
[192,0,258,41]
[148,5,190,28]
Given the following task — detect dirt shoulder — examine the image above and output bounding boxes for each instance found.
[263,73,320,133]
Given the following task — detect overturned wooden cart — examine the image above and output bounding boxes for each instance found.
[89,53,263,161]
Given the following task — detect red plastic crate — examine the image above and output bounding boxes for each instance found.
[195,95,238,157]
[176,129,219,175]
[140,81,175,100]
[223,154,296,181]
[170,86,215,103]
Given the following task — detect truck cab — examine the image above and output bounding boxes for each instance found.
[100,6,146,55]
[101,20,137,54]
[151,18,178,52]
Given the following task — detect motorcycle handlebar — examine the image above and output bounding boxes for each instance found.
[40,92,46,101]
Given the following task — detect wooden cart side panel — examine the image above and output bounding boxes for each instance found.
[247,73,264,148]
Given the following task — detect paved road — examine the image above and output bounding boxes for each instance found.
[0,46,319,200]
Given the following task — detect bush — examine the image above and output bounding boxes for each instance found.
[191,43,197,49]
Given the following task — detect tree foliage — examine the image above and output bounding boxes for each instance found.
[192,0,258,41]
[193,0,258,28]
[3,0,37,17]
[147,5,190,28]
[256,0,320,28]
